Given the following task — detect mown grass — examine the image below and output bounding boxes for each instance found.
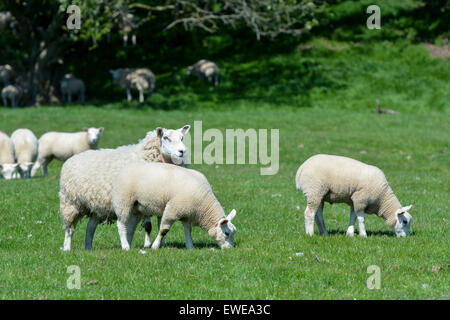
[0,104,448,299]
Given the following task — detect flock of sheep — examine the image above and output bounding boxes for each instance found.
[0,59,220,107]
[0,121,414,251]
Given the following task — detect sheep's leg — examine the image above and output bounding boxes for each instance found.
[60,199,81,251]
[31,160,41,177]
[84,216,99,250]
[347,206,357,237]
[139,89,144,103]
[131,34,136,46]
[63,226,76,251]
[151,212,175,250]
[126,89,132,102]
[2,97,7,106]
[183,222,194,249]
[68,92,72,103]
[117,219,130,250]
[158,216,166,246]
[304,204,318,236]
[314,202,328,235]
[357,212,367,237]
[126,214,140,249]
[142,217,152,248]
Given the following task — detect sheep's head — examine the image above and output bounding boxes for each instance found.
[394,205,413,237]
[83,127,104,146]
[18,162,33,178]
[0,163,18,180]
[186,66,194,75]
[109,69,121,82]
[157,125,190,165]
[214,209,237,249]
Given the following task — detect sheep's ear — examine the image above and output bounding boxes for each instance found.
[156,127,164,138]
[226,209,236,221]
[98,127,104,133]
[83,128,88,132]
[179,125,190,135]
[220,219,229,227]
[402,205,412,212]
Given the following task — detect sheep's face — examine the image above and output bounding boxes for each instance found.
[157,125,190,165]
[215,209,237,249]
[18,162,33,178]
[394,205,413,237]
[84,127,104,145]
[1,163,18,180]
[110,69,121,82]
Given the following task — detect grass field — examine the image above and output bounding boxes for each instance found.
[0,104,448,299]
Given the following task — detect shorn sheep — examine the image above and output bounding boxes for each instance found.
[187,60,220,86]
[0,131,17,179]
[59,125,191,251]
[31,128,104,177]
[295,154,413,237]
[110,68,155,103]
[10,128,38,179]
[112,162,237,250]
[60,74,85,103]
[2,84,22,107]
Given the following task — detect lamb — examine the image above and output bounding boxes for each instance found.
[112,162,237,250]
[59,125,191,251]
[295,154,413,237]
[187,60,220,86]
[2,84,23,107]
[31,127,103,177]
[60,74,85,103]
[0,64,14,86]
[0,131,17,179]
[10,128,38,179]
[110,68,155,103]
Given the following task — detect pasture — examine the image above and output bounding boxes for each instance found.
[0,105,448,299]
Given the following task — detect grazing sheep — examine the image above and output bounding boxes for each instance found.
[187,60,220,86]
[113,162,237,250]
[0,132,17,179]
[0,64,14,86]
[295,154,413,237]
[2,84,22,107]
[59,125,190,251]
[10,129,38,179]
[31,128,103,177]
[60,74,85,103]
[110,68,155,103]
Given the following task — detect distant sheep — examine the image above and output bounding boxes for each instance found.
[112,162,237,250]
[31,128,103,177]
[110,68,155,103]
[60,74,85,103]
[0,64,14,86]
[187,60,220,86]
[10,128,38,179]
[2,84,22,107]
[0,131,17,179]
[295,154,413,237]
[59,125,190,251]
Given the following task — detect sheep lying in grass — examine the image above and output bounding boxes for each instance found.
[59,125,190,251]
[60,74,85,103]
[110,68,155,103]
[10,128,38,179]
[31,128,103,177]
[112,162,237,250]
[2,84,22,107]
[0,131,17,179]
[0,64,14,86]
[295,154,413,237]
[187,60,220,86]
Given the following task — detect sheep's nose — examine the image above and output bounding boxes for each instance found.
[179,150,184,156]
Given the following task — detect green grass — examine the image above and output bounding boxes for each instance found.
[0,105,448,299]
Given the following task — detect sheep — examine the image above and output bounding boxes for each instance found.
[60,74,85,103]
[295,154,413,237]
[0,64,15,86]
[10,129,38,179]
[0,12,18,32]
[109,68,155,103]
[187,60,220,86]
[31,127,104,177]
[0,132,17,179]
[112,162,237,250]
[59,125,191,251]
[2,84,22,107]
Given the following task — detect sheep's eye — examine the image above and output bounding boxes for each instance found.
[403,220,408,225]
[164,136,171,141]
[224,231,230,237]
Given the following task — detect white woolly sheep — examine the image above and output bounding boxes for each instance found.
[0,131,17,179]
[2,84,22,107]
[31,127,103,177]
[187,60,220,86]
[295,154,413,237]
[112,162,237,250]
[59,125,190,251]
[0,64,15,86]
[60,74,85,103]
[110,68,155,103]
[10,128,38,179]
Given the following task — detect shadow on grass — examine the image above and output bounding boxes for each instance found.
[326,229,417,237]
